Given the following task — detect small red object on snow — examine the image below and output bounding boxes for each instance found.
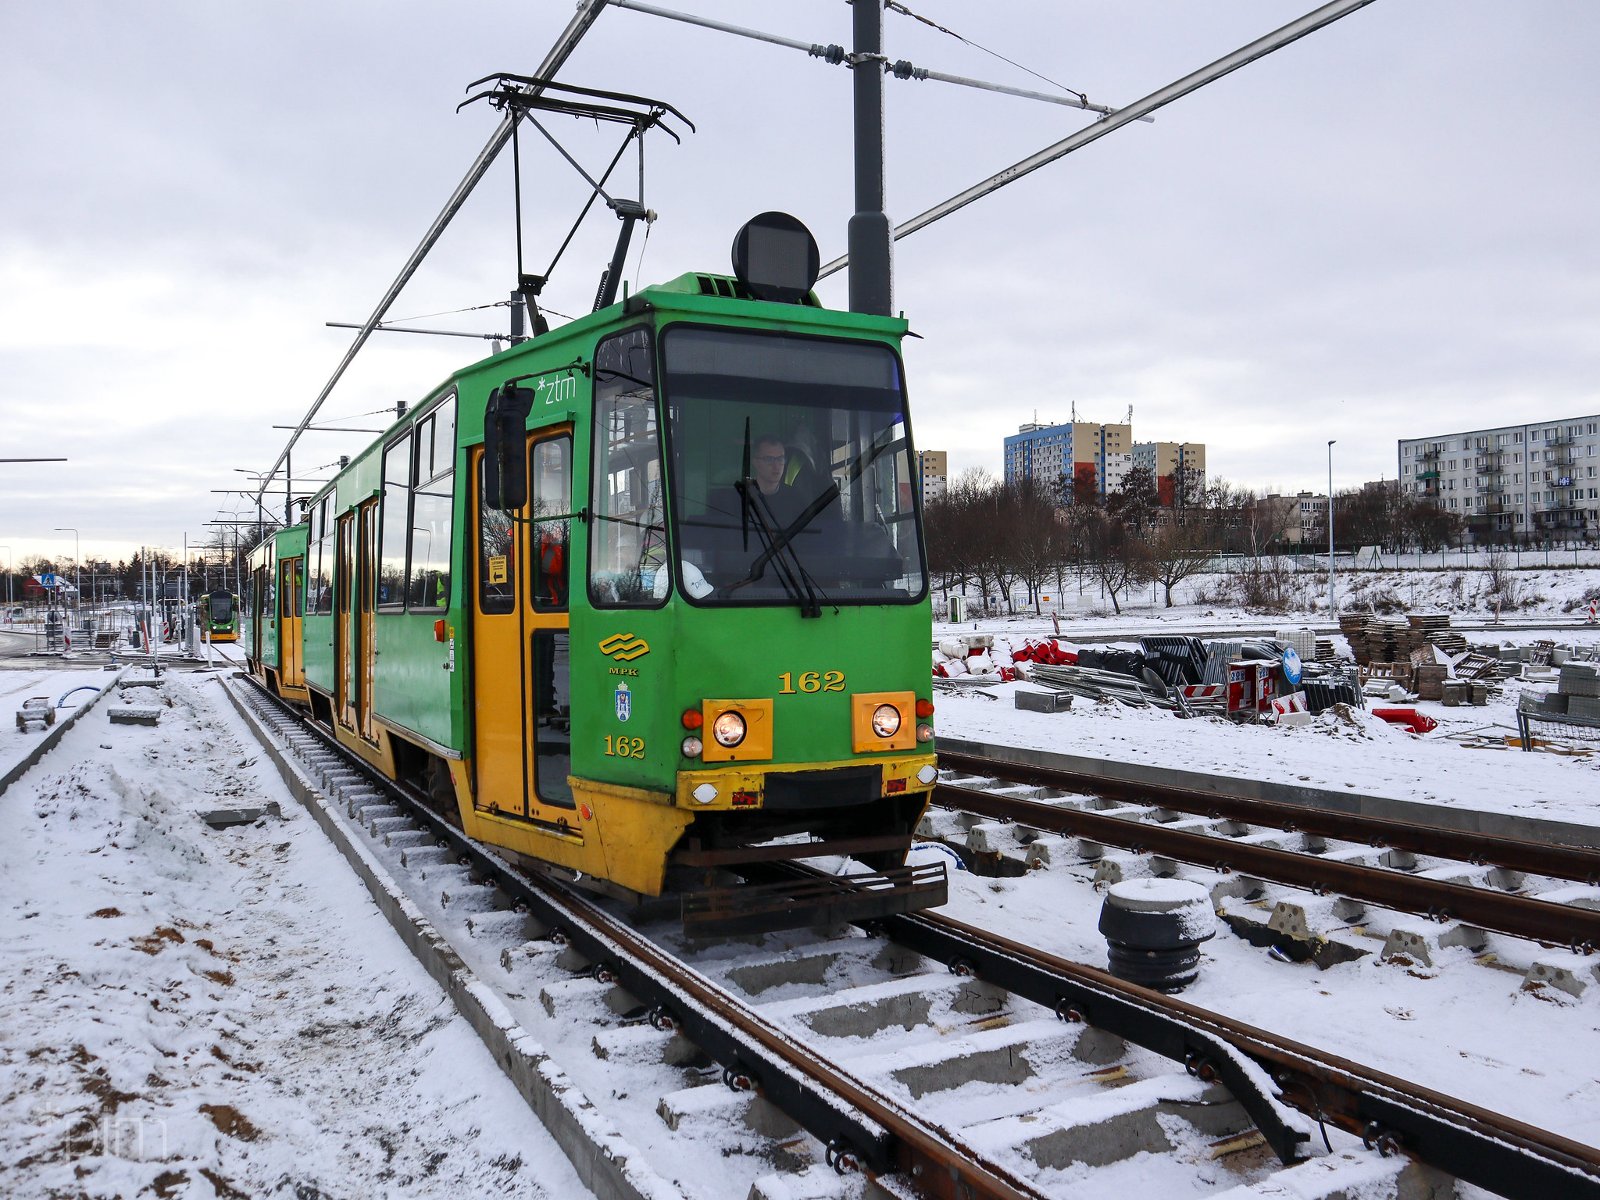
[1371,707,1437,735]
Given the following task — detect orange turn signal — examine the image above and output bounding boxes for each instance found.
[915,699,935,718]
[681,709,704,730]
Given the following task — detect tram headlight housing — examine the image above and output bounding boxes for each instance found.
[871,704,902,739]
[851,691,917,752]
[711,711,747,748]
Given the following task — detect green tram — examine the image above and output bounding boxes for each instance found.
[247,218,944,931]
[196,592,241,643]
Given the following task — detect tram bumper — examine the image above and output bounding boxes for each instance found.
[673,752,937,810]
[666,753,945,934]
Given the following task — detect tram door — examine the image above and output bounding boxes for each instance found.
[336,502,379,740]
[249,564,267,666]
[472,430,574,822]
[279,556,305,688]
[335,513,354,728]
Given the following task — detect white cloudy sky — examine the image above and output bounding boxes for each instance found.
[3,1,1597,567]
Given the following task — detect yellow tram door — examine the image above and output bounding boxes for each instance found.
[335,512,354,730]
[354,498,378,741]
[472,430,575,824]
[249,563,267,667]
[279,555,305,688]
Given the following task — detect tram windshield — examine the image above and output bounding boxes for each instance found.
[662,327,927,608]
[208,594,234,623]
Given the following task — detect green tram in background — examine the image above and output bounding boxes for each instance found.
[247,216,944,932]
[196,592,240,643]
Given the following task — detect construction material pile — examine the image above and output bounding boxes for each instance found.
[1339,611,1469,666]
[933,630,1360,718]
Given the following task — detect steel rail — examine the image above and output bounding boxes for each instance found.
[934,777,1600,950]
[234,678,1600,1199]
[242,683,1052,1200]
[937,748,1600,884]
[883,909,1600,1200]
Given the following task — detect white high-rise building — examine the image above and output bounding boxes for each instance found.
[1398,416,1600,542]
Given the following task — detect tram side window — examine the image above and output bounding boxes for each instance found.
[532,436,572,611]
[409,417,453,610]
[589,328,667,608]
[311,495,334,614]
[478,454,515,615]
[280,559,302,618]
[378,434,411,609]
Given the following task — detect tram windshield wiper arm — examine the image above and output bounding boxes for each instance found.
[727,480,833,617]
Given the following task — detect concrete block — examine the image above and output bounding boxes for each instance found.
[1381,928,1436,967]
[725,948,844,995]
[657,1084,799,1139]
[381,828,432,849]
[199,803,281,829]
[465,909,537,940]
[748,1165,859,1200]
[869,942,928,977]
[1024,835,1074,868]
[1092,858,1125,886]
[1015,688,1072,713]
[1522,954,1600,998]
[1204,1151,1456,1200]
[399,845,455,870]
[1267,902,1313,942]
[965,822,1014,854]
[538,975,611,1018]
[1535,885,1600,912]
[109,706,161,726]
[1008,1078,1249,1171]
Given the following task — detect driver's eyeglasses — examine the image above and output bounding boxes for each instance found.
[754,454,786,465]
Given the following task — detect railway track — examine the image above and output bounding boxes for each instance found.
[935,749,1600,956]
[224,675,1600,1200]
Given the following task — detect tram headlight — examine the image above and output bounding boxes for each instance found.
[916,724,934,743]
[871,704,902,739]
[681,736,703,758]
[711,711,747,748]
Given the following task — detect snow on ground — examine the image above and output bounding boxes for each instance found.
[2,589,1598,1197]
[0,663,592,1200]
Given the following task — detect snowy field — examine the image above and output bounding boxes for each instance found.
[0,662,591,1199]
[1,597,1597,1196]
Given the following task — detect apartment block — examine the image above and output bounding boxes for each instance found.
[919,449,948,503]
[1003,421,1132,500]
[1398,415,1600,542]
[1132,441,1207,505]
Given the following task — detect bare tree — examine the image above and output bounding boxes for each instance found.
[1145,511,1221,607]
[1080,511,1150,615]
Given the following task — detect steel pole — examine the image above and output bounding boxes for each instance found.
[1327,440,1336,617]
[848,0,892,315]
[53,527,79,614]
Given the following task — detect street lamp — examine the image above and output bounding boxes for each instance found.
[0,544,12,612]
[53,527,79,613]
[1326,441,1336,617]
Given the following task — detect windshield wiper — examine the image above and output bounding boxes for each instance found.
[725,480,832,617]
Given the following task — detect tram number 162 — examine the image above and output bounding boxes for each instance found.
[778,671,846,694]
[604,735,646,758]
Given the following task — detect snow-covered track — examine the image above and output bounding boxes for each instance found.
[223,675,1599,1200]
[936,748,1600,952]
